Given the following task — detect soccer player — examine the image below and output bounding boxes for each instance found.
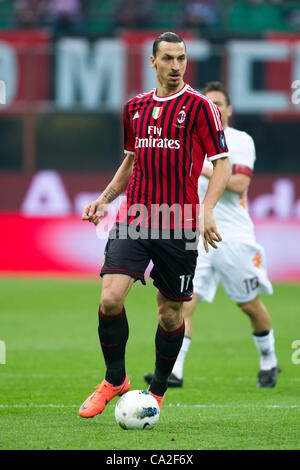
[78,34,231,418]
[144,81,279,389]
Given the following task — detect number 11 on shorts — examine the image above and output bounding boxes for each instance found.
[179,274,192,292]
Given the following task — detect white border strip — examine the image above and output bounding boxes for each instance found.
[153,84,188,102]
[208,151,230,162]
[1,403,299,409]
[124,149,135,156]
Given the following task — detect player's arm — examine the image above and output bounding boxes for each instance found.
[203,132,255,196]
[202,164,251,195]
[226,173,251,194]
[82,153,134,225]
[201,156,232,252]
[197,99,231,252]
[83,102,136,226]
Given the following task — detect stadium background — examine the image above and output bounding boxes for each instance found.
[1,0,300,280]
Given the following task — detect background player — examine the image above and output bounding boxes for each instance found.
[144,81,279,389]
[78,36,231,419]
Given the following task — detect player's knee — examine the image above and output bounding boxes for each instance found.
[100,289,124,315]
[237,300,256,317]
[158,301,182,331]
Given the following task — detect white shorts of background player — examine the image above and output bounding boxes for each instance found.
[193,241,273,304]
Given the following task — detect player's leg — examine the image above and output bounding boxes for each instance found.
[79,232,151,418]
[147,291,185,408]
[98,233,150,387]
[144,233,198,404]
[169,294,198,386]
[216,241,278,387]
[99,273,135,385]
[237,295,279,387]
[143,295,197,388]
[237,295,271,333]
[79,274,134,418]
[143,240,218,388]
[181,294,197,338]
[170,246,218,386]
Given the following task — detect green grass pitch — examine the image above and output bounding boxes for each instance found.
[0,277,300,450]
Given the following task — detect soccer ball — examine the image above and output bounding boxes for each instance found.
[115,390,160,430]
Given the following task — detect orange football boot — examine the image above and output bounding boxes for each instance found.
[79,375,131,418]
[148,389,164,410]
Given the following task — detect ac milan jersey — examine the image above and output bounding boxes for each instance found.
[117,83,229,229]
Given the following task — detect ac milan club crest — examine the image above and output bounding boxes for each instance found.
[177,109,186,124]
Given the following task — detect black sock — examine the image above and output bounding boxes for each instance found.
[149,322,185,397]
[253,330,270,337]
[98,306,129,386]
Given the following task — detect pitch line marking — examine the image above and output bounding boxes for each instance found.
[1,373,299,383]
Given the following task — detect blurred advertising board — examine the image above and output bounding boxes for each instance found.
[0,171,299,281]
[1,213,299,282]
[0,30,50,111]
[0,31,299,115]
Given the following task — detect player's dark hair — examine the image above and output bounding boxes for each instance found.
[152,32,186,57]
[203,81,231,106]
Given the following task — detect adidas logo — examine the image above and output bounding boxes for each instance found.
[133,111,139,120]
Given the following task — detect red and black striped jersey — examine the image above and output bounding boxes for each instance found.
[117,83,229,229]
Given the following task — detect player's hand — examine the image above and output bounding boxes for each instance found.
[200,207,222,253]
[82,200,108,226]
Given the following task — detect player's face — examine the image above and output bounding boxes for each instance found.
[151,41,187,91]
[205,90,232,128]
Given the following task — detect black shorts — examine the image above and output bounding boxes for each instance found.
[100,225,198,302]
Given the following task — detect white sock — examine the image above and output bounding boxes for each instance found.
[253,329,278,370]
[172,336,191,379]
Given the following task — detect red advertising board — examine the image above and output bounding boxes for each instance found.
[0,212,299,282]
[266,33,300,120]
[0,171,300,281]
[0,30,51,111]
[1,171,300,217]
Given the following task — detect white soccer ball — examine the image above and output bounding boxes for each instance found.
[115,390,160,430]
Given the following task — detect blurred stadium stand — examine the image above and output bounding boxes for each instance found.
[1,1,300,34]
[0,0,14,29]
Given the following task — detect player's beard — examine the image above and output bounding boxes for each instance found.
[157,70,182,93]
[167,78,180,89]
[166,72,182,91]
